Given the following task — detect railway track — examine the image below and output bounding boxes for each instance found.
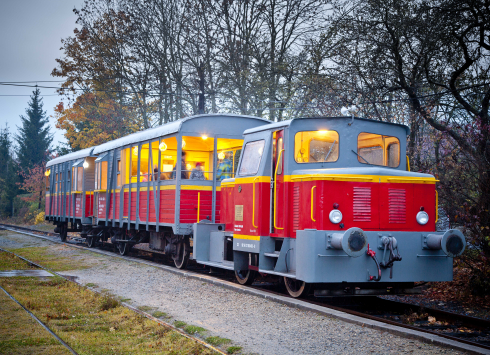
[1,223,489,354]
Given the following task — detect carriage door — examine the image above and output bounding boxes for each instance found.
[271,130,286,238]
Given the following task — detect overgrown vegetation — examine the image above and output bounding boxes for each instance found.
[0,275,216,354]
[9,246,89,272]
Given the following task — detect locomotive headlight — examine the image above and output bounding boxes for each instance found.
[329,209,343,224]
[416,211,429,225]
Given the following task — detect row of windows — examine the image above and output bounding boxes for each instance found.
[94,136,244,188]
[47,130,402,189]
[237,130,401,177]
[293,130,400,167]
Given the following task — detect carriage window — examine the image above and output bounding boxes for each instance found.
[138,143,150,182]
[217,138,243,181]
[180,136,216,180]
[294,130,339,163]
[238,140,265,176]
[95,162,99,189]
[101,161,108,189]
[117,159,121,187]
[72,167,76,190]
[158,137,178,180]
[357,133,400,167]
[77,167,83,191]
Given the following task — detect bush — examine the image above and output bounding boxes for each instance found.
[34,211,45,225]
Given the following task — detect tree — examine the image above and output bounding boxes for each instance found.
[15,87,52,170]
[326,0,490,294]
[19,163,46,210]
[0,126,19,218]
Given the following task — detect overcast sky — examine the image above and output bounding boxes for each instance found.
[0,0,83,148]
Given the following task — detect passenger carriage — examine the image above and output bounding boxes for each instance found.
[192,116,466,297]
[45,147,96,240]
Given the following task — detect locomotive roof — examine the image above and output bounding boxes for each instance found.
[93,113,269,154]
[243,116,410,135]
[46,147,94,168]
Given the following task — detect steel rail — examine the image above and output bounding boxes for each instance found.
[2,223,490,353]
[0,241,227,355]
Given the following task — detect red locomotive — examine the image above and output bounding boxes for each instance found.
[46,114,465,298]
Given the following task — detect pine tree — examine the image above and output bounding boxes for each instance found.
[16,87,53,170]
[0,126,19,217]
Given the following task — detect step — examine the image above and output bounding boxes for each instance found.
[264,251,280,258]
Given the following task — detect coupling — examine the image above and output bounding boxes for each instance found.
[329,227,368,257]
[426,229,466,257]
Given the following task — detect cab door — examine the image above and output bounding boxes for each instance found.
[271,130,287,238]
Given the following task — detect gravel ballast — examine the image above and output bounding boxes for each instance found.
[0,230,468,354]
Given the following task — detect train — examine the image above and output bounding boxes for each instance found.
[45,113,466,298]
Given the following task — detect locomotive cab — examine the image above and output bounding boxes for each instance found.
[193,116,466,297]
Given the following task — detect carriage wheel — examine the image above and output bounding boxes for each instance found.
[59,224,67,242]
[86,235,97,248]
[235,254,258,285]
[284,277,311,298]
[173,238,190,269]
[118,240,131,256]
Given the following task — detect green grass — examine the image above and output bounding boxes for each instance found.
[85,283,97,288]
[205,336,231,346]
[184,325,207,335]
[9,247,89,272]
[120,298,131,303]
[227,346,242,354]
[173,320,187,328]
[137,305,155,312]
[152,311,168,318]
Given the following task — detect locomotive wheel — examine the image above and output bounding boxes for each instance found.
[235,254,258,285]
[59,224,67,242]
[284,277,310,298]
[173,238,190,269]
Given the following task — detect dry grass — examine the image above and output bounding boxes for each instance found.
[0,251,36,271]
[8,247,89,272]
[0,277,216,354]
[0,289,71,354]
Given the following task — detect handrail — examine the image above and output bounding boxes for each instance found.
[406,155,410,172]
[274,149,285,230]
[311,186,316,222]
[252,177,259,228]
[435,190,438,223]
[197,192,200,223]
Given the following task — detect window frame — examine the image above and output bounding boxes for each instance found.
[237,139,266,177]
[357,131,400,168]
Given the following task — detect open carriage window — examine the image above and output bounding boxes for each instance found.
[180,136,216,180]
[216,138,243,181]
[157,137,178,180]
[295,130,339,163]
[357,133,400,167]
[238,140,265,176]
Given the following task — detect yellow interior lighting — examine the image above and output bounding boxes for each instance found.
[45,169,50,177]
[218,151,225,160]
[318,130,328,134]
[182,139,186,149]
[159,141,167,152]
[201,135,208,140]
[186,163,192,170]
[132,146,138,156]
[83,161,89,169]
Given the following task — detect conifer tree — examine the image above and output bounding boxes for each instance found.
[16,87,53,170]
[0,126,19,217]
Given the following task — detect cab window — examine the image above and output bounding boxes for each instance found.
[238,140,265,176]
[357,133,400,167]
[295,130,339,163]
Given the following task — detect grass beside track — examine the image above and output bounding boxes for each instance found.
[0,290,71,355]
[8,246,90,272]
[0,252,216,355]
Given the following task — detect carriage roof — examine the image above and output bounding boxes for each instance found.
[46,147,94,168]
[93,113,269,155]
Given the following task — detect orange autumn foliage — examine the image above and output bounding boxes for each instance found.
[54,92,140,150]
